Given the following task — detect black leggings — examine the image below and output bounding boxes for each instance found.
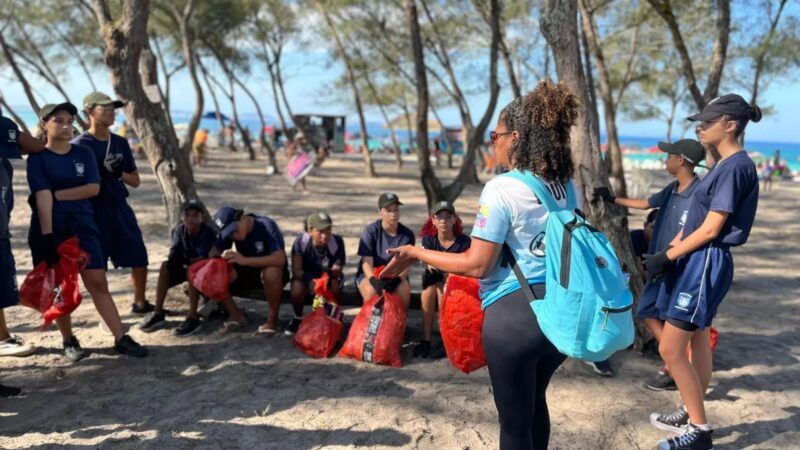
[482,284,566,450]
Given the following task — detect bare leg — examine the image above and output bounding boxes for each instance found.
[187,281,201,319]
[421,284,439,341]
[261,266,285,330]
[81,268,124,339]
[154,262,170,313]
[55,315,73,341]
[690,328,713,393]
[644,318,665,343]
[0,311,9,340]
[290,279,307,318]
[396,278,411,310]
[660,324,707,425]
[221,268,245,323]
[358,278,377,303]
[131,266,148,308]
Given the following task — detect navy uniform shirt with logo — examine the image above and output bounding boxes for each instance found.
[216,215,288,289]
[291,233,346,283]
[165,222,216,286]
[26,143,107,270]
[70,132,148,269]
[356,220,416,282]
[646,177,699,254]
[420,234,471,288]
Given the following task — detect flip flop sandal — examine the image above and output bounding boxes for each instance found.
[220,320,246,333]
[254,325,278,336]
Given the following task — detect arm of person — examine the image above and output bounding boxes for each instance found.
[225,249,286,269]
[121,170,140,188]
[361,256,375,279]
[665,211,729,261]
[34,190,54,234]
[292,253,304,279]
[330,264,343,279]
[18,132,46,154]
[614,197,650,210]
[53,183,100,201]
[389,237,501,279]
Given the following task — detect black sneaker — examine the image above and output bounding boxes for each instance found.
[206,302,229,322]
[284,316,303,336]
[657,423,713,450]
[137,311,167,331]
[114,334,148,357]
[645,368,678,391]
[429,341,447,360]
[413,340,432,358]
[63,336,86,362]
[0,383,23,398]
[650,405,690,433]
[131,301,155,315]
[584,359,615,377]
[173,317,203,337]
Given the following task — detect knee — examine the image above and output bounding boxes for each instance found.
[262,267,281,285]
[659,340,684,363]
[290,280,306,300]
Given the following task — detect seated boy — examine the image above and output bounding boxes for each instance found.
[138,199,216,336]
[286,211,346,335]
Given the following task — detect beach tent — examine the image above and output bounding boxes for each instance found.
[202,111,231,121]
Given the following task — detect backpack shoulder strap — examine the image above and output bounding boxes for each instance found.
[501,170,561,212]
[300,232,311,252]
[328,235,339,256]
[503,243,541,303]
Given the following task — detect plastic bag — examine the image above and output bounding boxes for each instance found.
[294,308,344,358]
[19,238,88,327]
[709,326,719,351]
[338,290,407,368]
[187,258,230,301]
[440,275,486,374]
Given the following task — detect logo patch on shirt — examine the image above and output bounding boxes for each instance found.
[679,210,688,227]
[75,162,85,176]
[215,218,224,229]
[8,129,17,142]
[529,232,546,257]
[676,292,693,311]
[255,241,264,253]
[475,204,490,228]
[1,186,7,204]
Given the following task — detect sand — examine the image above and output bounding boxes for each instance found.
[1,148,798,449]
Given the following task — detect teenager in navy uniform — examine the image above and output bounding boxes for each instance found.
[644,94,762,450]
[415,201,470,359]
[389,81,581,450]
[0,114,45,397]
[71,92,152,314]
[356,192,415,308]
[594,139,704,385]
[138,199,216,336]
[287,211,346,335]
[212,206,289,334]
[27,103,147,361]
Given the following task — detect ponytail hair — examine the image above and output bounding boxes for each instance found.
[730,103,762,138]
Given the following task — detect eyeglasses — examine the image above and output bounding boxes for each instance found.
[697,116,724,131]
[433,212,454,221]
[490,130,513,144]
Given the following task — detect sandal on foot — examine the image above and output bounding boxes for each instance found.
[254,325,278,336]
[220,320,246,333]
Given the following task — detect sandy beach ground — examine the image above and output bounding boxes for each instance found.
[1,148,798,449]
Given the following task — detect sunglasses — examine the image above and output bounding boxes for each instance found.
[490,130,513,144]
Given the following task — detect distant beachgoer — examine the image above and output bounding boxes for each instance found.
[643,94,761,450]
[761,161,773,192]
[356,192,414,309]
[288,133,311,194]
[193,128,209,167]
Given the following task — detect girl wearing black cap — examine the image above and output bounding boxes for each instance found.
[27,103,147,361]
[389,80,581,449]
[643,94,761,450]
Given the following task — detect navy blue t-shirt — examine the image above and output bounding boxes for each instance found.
[0,158,12,238]
[26,144,100,215]
[216,215,285,257]
[71,132,137,204]
[647,177,699,254]
[356,220,415,277]
[291,233,346,277]
[168,222,216,264]
[421,234,471,254]
[629,229,646,261]
[682,151,759,247]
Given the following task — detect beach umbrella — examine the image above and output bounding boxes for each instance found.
[201,111,230,121]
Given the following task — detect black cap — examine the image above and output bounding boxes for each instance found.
[432,200,455,215]
[213,206,240,240]
[0,116,22,159]
[687,94,761,122]
[180,198,205,213]
[38,102,78,121]
[657,139,705,165]
[378,192,403,209]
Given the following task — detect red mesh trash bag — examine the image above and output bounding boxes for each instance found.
[188,258,230,301]
[294,308,344,358]
[19,238,89,328]
[338,267,406,367]
[709,327,719,352]
[440,275,486,374]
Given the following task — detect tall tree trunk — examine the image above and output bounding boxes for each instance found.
[235,76,278,169]
[319,5,375,177]
[227,77,256,161]
[401,92,415,154]
[0,31,41,114]
[540,0,646,349]
[90,0,200,224]
[169,0,203,158]
[430,103,454,169]
[363,73,402,169]
[198,59,226,132]
[750,0,788,105]
[264,55,290,138]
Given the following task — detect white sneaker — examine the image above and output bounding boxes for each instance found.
[0,336,36,357]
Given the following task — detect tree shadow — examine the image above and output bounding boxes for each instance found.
[714,406,800,450]
[705,368,800,402]
[712,330,799,371]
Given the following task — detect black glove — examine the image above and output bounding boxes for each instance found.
[41,233,60,267]
[104,153,124,178]
[642,249,671,281]
[592,187,616,204]
[369,276,386,294]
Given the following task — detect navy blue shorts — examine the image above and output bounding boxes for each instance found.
[635,278,668,321]
[0,239,20,309]
[29,211,106,270]
[663,245,733,330]
[93,202,148,269]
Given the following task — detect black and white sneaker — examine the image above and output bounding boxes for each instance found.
[657,423,713,450]
[63,336,86,362]
[131,301,155,315]
[173,317,203,337]
[137,311,167,331]
[114,335,148,358]
[284,316,303,336]
[584,359,615,377]
[645,368,678,391]
[651,405,690,433]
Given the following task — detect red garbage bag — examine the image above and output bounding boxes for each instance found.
[313,272,337,303]
[188,258,230,301]
[294,308,344,358]
[338,290,407,368]
[440,275,486,374]
[19,238,88,328]
[709,327,719,352]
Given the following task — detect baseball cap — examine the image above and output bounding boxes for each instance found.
[83,91,126,110]
[687,94,759,122]
[307,211,333,230]
[432,200,455,215]
[38,102,78,121]
[0,116,22,159]
[180,198,205,213]
[213,206,241,240]
[657,139,705,165]
[378,192,403,209]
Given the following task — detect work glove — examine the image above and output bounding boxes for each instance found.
[369,276,401,294]
[41,233,60,267]
[104,153,124,178]
[592,186,616,204]
[642,249,672,281]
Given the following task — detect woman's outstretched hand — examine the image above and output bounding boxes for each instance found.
[383,245,420,278]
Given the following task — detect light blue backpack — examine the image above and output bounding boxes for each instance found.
[502,170,634,362]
